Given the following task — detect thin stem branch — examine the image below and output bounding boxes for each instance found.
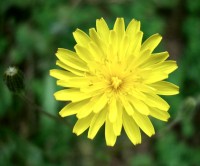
[18,92,70,126]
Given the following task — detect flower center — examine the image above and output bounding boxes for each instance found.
[111,76,122,89]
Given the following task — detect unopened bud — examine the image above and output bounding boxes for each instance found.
[181,97,197,118]
[3,66,24,93]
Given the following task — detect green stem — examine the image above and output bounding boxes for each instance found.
[18,92,70,126]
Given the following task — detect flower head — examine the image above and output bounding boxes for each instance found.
[4,66,24,93]
[50,18,179,146]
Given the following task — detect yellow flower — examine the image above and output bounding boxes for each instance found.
[50,18,179,146]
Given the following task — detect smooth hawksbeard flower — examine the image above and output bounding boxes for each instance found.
[50,18,179,146]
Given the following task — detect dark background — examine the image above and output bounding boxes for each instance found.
[1,0,200,165]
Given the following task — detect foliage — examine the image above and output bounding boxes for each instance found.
[1,0,200,165]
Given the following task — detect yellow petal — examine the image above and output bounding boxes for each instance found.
[88,107,107,139]
[126,19,140,36]
[118,35,129,61]
[142,70,168,84]
[154,61,178,74]
[144,93,170,111]
[54,89,92,102]
[150,107,170,121]
[74,45,93,62]
[73,29,91,46]
[56,48,87,71]
[123,111,141,145]
[125,31,143,70]
[56,60,84,76]
[120,96,134,116]
[141,51,169,68]
[141,33,162,53]
[50,69,75,80]
[80,81,107,94]
[108,98,118,123]
[150,81,179,95]
[130,31,143,54]
[96,18,110,42]
[114,18,125,42]
[129,96,150,115]
[57,77,91,88]
[89,28,107,55]
[133,112,155,137]
[59,100,89,117]
[105,117,117,146]
[136,84,156,94]
[73,113,93,135]
[93,93,108,113]
[88,41,105,61]
[89,28,100,42]
[113,102,123,136]
[130,90,166,111]
[128,90,146,101]
[132,49,151,68]
[76,101,94,119]
[108,30,118,61]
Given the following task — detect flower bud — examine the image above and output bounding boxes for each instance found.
[3,66,24,93]
[181,97,197,118]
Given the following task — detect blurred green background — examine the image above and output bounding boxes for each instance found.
[1,0,200,165]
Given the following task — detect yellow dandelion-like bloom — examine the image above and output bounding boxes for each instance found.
[50,18,179,146]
